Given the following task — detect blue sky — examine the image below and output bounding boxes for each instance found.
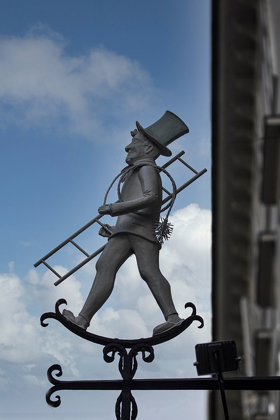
[0,1,211,419]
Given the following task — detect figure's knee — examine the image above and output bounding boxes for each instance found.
[139,266,160,283]
[139,268,149,282]
[139,266,171,288]
[95,256,107,273]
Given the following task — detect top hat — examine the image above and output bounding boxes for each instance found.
[136,111,189,157]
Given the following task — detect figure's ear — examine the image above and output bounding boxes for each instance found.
[144,142,154,154]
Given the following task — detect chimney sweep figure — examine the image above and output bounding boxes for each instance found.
[63,111,189,335]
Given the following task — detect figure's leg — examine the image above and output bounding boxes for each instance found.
[64,235,132,329]
[129,236,183,335]
[130,236,182,332]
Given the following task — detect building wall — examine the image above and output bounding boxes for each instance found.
[211,0,280,418]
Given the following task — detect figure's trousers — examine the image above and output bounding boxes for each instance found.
[79,234,177,323]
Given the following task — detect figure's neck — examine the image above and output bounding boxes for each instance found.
[131,157,156,166]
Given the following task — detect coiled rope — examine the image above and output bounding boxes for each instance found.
[102,161,177,244]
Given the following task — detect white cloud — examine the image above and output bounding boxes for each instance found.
[92,307,150,339]
[0,271,80,379]
[0,27,154,140]
[25,266,84,315]
[8,261,15,272]
[22,374,46,387]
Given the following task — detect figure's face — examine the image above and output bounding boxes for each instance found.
[125,133,146,165]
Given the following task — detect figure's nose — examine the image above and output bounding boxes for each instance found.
[125,144,131,152]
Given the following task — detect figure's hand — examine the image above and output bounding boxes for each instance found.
[98,204,111,215]
[99,224,114,238]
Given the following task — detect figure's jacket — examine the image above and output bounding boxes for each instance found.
[109,162,162,243]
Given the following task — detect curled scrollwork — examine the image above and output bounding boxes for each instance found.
[40,313,50,327]
[55,298,67,313]
[184,302,204,329]
[185,301,197,315]
[141,346,154,363]
[194,315,204,329]
[46,387,61,408]
[47,364,63,384]
[40,299,67,328]
[40,311,57,327]
[130,344,154,364]
[103,343,127,363]
[45,365,63,407]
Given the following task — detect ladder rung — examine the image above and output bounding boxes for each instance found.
[42,261,62,278]
[178,157,198,174]
[70,240,90,257]
[162,151,185,169]
[162,186,171,195]
[54,245,106,286]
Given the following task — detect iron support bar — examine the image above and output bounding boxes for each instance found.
[48,376,280,392]
[130,376,280,391]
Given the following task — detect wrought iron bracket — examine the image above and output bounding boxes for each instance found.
[41,300,204,419]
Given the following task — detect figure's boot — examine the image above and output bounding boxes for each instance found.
[63,309,90,330]
[153,312,183,336]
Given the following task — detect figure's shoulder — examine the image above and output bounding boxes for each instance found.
[138,164,159,177]
[137,164,161,187]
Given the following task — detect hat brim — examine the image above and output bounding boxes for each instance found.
[136,121,172,157]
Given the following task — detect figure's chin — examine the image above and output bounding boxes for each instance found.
[126,157,133,166]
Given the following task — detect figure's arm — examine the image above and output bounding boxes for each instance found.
[99,166,160,216]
